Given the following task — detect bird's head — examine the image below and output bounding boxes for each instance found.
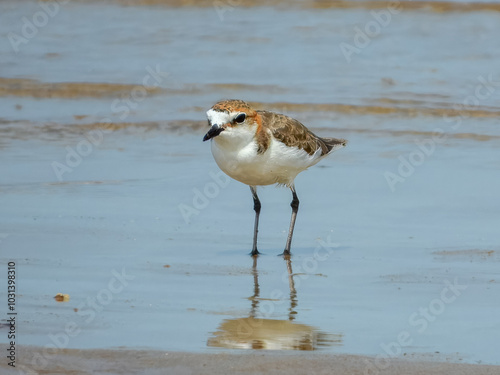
[203,99,259,142]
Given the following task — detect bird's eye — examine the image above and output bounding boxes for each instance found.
[234,113,246,123]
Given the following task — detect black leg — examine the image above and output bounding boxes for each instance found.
[250,186,261,256]
[283,185,299,256]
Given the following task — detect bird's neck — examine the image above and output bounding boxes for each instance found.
[214,124,258,152]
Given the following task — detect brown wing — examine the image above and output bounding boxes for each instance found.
[257,111,346,156]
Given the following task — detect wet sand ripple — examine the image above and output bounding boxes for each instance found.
[70,0,500,13]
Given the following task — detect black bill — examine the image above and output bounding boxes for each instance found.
[203,124,224,141]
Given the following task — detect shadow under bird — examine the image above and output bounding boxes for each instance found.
[203,99,347,256]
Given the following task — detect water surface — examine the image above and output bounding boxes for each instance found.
[1,0,500,367]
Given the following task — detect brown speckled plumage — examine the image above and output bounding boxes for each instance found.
[256,110,347,156]
[208,99,347,155]
[211,99,253,114]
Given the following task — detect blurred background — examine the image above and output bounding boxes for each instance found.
[1,0,500,367]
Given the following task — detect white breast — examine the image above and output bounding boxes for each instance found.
[211,127,323,187]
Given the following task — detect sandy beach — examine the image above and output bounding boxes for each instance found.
[3,346,500,375]
[1,0,500,373]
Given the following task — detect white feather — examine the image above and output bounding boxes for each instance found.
[211,125,323,187]
[206,108,239,126]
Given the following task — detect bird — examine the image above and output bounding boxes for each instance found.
[203,99,347,256]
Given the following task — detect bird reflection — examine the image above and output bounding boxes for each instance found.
[207,256,342,351]
[285,256,298,321]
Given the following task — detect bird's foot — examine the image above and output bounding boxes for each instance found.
[250,249,261,257]
[278,250,291,257]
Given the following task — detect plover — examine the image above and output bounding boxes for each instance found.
[203,99,347,256]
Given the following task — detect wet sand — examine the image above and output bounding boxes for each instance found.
[3,346,500,375]
[0,77,163,98]
[67,0,500,13]
[1,0,500,371]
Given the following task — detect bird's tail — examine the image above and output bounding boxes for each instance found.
[321,137,348,154]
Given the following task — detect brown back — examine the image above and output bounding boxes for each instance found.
[258,110,347,156]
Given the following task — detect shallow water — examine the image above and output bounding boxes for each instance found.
[1,0,500,367]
